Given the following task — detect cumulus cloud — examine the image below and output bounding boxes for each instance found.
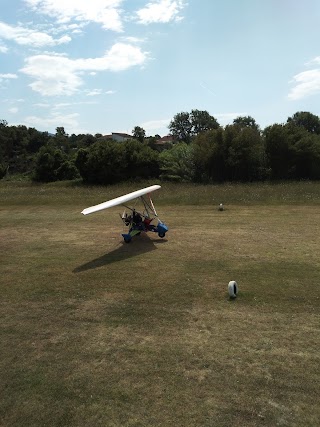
[9,107,19,113]
[0,21,71,47]
[24,0,124,32]
[136,0,186,24]
[20,43,148,96]
[21,55,83,96]
[288,69,320,100]
[75,43,148,71]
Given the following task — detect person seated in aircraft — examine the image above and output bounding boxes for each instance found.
[143,216,155,231]
[132,210,143,226]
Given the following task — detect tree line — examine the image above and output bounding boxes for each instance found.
[1,110,320,184]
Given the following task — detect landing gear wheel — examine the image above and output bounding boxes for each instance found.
[124,236,131,243]
[158,232,165,238]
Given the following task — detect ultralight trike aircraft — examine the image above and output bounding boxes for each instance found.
[81,185,168,243]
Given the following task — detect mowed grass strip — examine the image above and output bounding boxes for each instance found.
[0,182,319,427]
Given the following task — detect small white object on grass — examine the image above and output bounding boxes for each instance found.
[228,280,238,298]
[218,203,224,211]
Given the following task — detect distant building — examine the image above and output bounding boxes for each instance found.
[104,132,133,142]
[147,134,174,151]
[156,135,174,144]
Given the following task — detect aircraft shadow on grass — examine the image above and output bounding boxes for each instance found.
[73,234,167,273]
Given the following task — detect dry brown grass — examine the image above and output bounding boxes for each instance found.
[0,182,320,426]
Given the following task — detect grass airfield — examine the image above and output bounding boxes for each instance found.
[1,181,320,427]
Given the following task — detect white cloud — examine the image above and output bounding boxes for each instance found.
[33,102,50,108]
[288,69,320,100]
[0,44,8,53]
[24,112,80,132]
[120,36,146,44]
[75,43,149,71]
[21,55,83,96]
[52,102,73,108]
[214,113,248,126]
[0,73,18,88]
[53,23,85,34]
[86,88,102,96]
[106,90,116,94]
[305,56,320,66]
[9,107,19,113]
[141,118,171,134]
[0,21,71,47]
[24,0,124,32]
[0,73,18,79]
[20,43,148,96]
[136,0,186,24]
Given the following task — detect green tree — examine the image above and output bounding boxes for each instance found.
[27,128,49,153]
[0,125,31,174]
[292,134,320,179]
[225,124,267,181]
[54,126,70,153]
[159,143,194,182]
[265,122,320,180]
[169,110,219,143]
[287,111,320,134]
[33,145,78,182]
[56,160,79,180]
[33,146,64,182]
[264,124,291,179]
[193,128,226,182]
[124,140,159,180]
[190,109,220,135]
[233,116,260,131]
[75,140,128,184]
[287,126,320,179]
[75,149,90,182]
[132,126,146,142]
[0,163,8,179]
[169,112,193,143]
[56,127,67,137]
[76,140,159,184]
[71,133,97,149]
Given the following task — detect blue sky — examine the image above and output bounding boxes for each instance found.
[1,0,320,136]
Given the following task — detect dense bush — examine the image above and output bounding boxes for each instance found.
[33,146,79,182]
[159,143,194,182]
[75,140,159,185]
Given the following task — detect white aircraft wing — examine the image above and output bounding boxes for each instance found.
[81,185,161,215]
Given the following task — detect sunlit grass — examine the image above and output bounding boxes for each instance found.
[2,179,320,207]
[1,181,320,426]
